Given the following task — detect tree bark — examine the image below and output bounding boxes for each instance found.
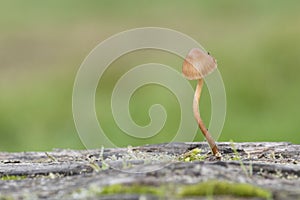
[0,142,299,199]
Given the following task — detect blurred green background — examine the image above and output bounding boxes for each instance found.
[1,1,299,151]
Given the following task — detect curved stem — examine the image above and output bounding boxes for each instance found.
[193,79,220,156]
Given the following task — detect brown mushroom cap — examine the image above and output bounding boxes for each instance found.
[182,48,217,80]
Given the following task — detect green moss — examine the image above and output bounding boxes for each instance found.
[101,184,163,196]
[179,181,272,199]
[97,181,272,199]
[0,175,27,181]
[179,148,207,162]
[0,195,14,200]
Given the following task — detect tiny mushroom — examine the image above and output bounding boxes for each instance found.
[182,48,221,157]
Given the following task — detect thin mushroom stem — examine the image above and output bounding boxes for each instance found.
[193,79,221,156]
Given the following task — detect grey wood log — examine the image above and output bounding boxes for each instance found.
[0,142,299,199]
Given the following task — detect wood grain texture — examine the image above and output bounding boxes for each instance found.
[0,142,299,199]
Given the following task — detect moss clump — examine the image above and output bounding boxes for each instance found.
[0,194,14,200]
[0,175,27,181]
[179,148,207,162]
[99,181,271,199]
[179,181,272,199]
[101,184,163,196]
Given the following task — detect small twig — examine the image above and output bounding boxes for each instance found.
[230,140,252,178]
[45,152,58,162]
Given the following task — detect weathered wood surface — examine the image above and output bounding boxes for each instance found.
[0,142,299,199]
